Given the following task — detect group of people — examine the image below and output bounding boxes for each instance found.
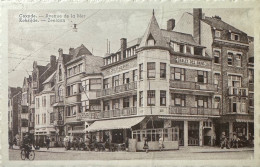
[143,135,164,153]
[220,132,253,149]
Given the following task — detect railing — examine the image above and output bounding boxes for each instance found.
[97,82,137,97]
[228,87,248,96]
[169,106,220,116]
[249,83,254,92]
[169,80,217,92]
[102,107,137,118]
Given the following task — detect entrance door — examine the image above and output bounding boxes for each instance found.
[188,121,199,146]
[172,121,184,146]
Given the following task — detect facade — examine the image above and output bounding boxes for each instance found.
[174,8,254,144]
[34,72,56,147]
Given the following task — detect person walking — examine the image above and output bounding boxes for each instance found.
[158,135,164,151]
[45,136,50,150]
[143,136,149,153]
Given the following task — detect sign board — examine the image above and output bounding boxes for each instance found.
[175,57,206,66]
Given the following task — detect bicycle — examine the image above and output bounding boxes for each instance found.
[21,145,35,160]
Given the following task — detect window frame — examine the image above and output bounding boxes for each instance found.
[147,90,156,106]
[160,90,166,106]
[147,62,156,79]
[160,63,166,79]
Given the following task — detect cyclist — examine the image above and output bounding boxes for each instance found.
[21,133,32,158]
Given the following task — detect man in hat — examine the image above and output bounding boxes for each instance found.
[21,132,32,158]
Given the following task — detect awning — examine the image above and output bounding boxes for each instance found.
[86,116,145,132]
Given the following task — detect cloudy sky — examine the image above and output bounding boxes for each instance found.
[8,8,254,87]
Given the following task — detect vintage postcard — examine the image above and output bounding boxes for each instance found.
[1,0,259,166]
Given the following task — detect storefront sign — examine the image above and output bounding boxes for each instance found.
[104,59,137,76]
[175,57,206,66]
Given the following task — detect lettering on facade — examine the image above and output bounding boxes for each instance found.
[175,57,206,66]
[104,59,137,76]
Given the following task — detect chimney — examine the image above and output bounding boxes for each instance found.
[193,8,202,44]
[58,48,63,57]
[167,19,175,31]
[120,38,127,60]
[69,48,74,55]
[50,55,56,67]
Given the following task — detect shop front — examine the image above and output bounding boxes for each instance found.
[35,128,56,147]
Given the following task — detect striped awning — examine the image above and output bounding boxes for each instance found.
[86,116,145,132]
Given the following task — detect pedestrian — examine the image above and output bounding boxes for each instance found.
[158,135,164,151]
[143,136,149,153]
[125,137,129,151]
[85,135,91,151]
[45,136,50,150]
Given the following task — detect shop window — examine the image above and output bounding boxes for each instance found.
[133,69,138,81]
[214,73,220,86]
[89,79,101,90]
[160,91,166,106]
[139,91,143,107]
[236,54,242,67]
[147,62,156,78]
[228,53,233,65]
[195,96,208,108]
[171,67,185,81]
[103,78,109,89]
[147,90,155,106]
[112,75,120,87]
[197,71,208,83]
[214,96,220,109]
[123,72,130,84]
[214,51,220,64]
[160,63,166,79]
[139,64,143,80]
[123,97,130,108]
[172,94,185,107]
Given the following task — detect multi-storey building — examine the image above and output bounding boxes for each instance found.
[86,12,220,150]
[34,71,56,147]
[174,8,254,145]
[8,87,22,143]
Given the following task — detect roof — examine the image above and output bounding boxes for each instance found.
[85,55,103,74]
[202,16,245,34]
[161,29,203,47]
[86,116,145,132]
[9,87,22,98]
[127,38,142,48]
[42,71,56,85]
[139,14,167,47]
[37,65,48,76]
[71,44,92,58]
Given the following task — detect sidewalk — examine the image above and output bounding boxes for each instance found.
[12,146,254,153]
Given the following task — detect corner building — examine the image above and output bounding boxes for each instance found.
[87,13,219,149]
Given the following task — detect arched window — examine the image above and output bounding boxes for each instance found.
[58,65,62,81]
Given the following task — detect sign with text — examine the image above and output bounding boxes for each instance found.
[175,57,207,67]
[103,59,137,76]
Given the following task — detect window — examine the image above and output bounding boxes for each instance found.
[214,51,220,64]
[236,54,242,67]
[36,98,40,108]
[89,79,101,90]
[133,69,138,81]
[228,53,233,65]
[147,39,155,46]
[103,79,109,89]
[215,30,221,38]
[42,96,46,107]
[59,65,62,81]
[172,94,185,106]
[249,69,254,83]
[214,96,220,109]
[228,75,241,87]
[197,71,208,83]
[147,62,156,78]
[66,107,71,116]
[104,101,110,111]
[231,33,240,41]
[72,84,77,95]
[171,67,185,81]
[160,91,166,106]
[160,63,166,79]
[123,72,130,84]
[112,99,120,109]
[147,90,155,106]
[112,75,120,87]
[50,95,55,105]
[139,64,143,80]
[74,66,78,74]
[195,96,208,108]
[133,95,137,107]
[67,86,71,96]
[123,97,130,108]
[139,91,143,107]
[214,73,220,86]
[186,45,191,54]
[78,64,83,73]
[180,44,184,53]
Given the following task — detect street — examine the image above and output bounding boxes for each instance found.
[9,149,254,160]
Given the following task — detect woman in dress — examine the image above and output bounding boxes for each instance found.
[143,136,149,153]
[158,135,164,151]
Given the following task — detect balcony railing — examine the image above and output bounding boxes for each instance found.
[102,107,137,118]
[169,106,220,116]
[228,87,248,96]
[97,82,137,97]
[169,80,217,92]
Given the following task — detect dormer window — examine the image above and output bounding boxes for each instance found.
[215,30,221,38]
[147,34,155,46]
[179,44,184,53]
[231,33,240,41]
[186,45,191,54]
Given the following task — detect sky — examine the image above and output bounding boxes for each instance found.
[8,8,254,87]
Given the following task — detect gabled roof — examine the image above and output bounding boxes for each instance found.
[161,29,204,47]
[37,65,48,76]
[42,71,56,85]
[85,55,103,74]
[202,16,245,34]
[71,44,92,58]
[139,14,167,47]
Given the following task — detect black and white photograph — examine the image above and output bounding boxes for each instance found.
[2,2,259,166]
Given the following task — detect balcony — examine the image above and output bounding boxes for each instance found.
[170,80,217,92]
[169,106,220,116]
[102,107,137,119]
[228,87,248,96]
[66,94,81,104]
[97,82,137,98]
